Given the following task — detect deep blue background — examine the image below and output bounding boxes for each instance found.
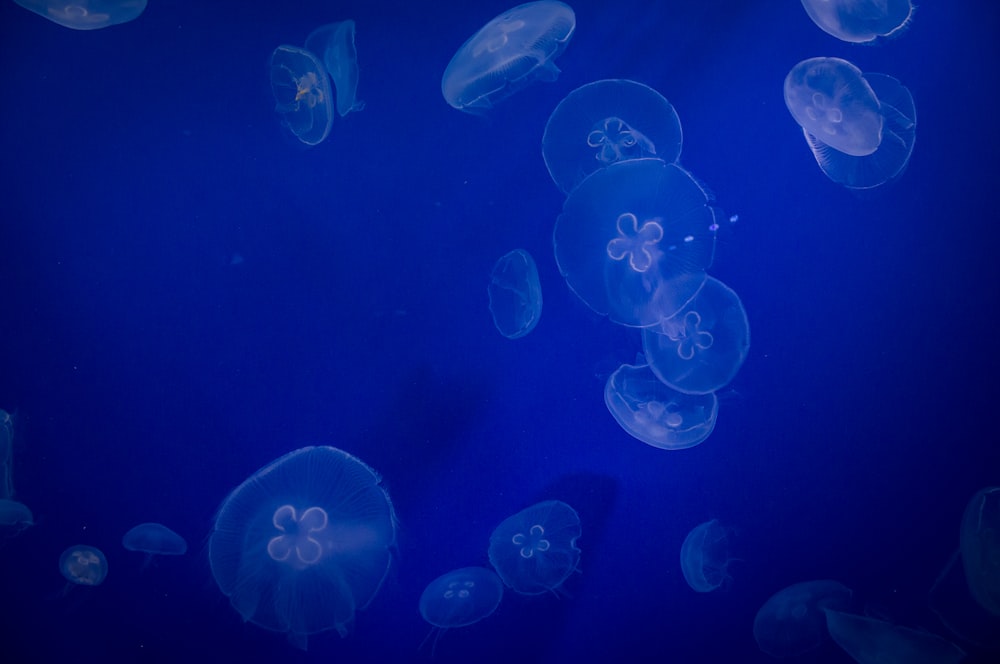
[1,1,998,662]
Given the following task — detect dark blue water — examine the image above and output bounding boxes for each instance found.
[1,1,997,662]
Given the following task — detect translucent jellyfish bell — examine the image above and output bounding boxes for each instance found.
[13,1,147,31]
[553,158,716,327]
[679,519,737,593]
[59,545,108,587]
[122,522,187,568]
[543,79,683,194]
[960,487,1000,616]
[488,500,581,595]
[419,567,504,655]
[269,45,335,147]
[304,20,364,117]
[753,579,852,658]
[824,608,965,663]
[0,410,33,538]
[488,248,543,339]
[800,0,915,44]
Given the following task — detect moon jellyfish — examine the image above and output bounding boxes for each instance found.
[304,20,364,117]
[604,362,718,450]
[960,486,1000,617]
[419,567,504,655]
[543,79,683,194]
[680,519,737,593]
[554,158,717,327]
[488,500,581,595]
[0,410,33,538]
[824,608,965,664]
[209,446,396,650]
[785,57,916,189]
[269,45,334,147]
[642,276,750,395]
[59,545,108,586]
[753,579,852,658]
[0,500,34,537]
[800,0,914,44]
[441,1,576,113]
[488,249,543,339]
[13,1,147,30]
[123,522,187,568]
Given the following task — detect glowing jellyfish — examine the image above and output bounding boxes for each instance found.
[824,608,965,663]
[269,45,334,147]
[122,522,187,568]
[604,362,718,450]
[488,500,581,595]
[680,519,737,593]
[488,249,543,339]
[753,579,852,658]
[441,1,575,113]
[419,567,504,654]
[553,158,717,327]
[642,276,750,395]
[960,486,1000,617]
[209,446,396,650]
[59,545,108,586]
[304,20,364,117]
[800,0,914,44]
[13,0,146,30]
[785,57,916,189]
[543,79,683,194]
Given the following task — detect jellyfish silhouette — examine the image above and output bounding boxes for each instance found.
[800,0,914,44]
[0,410,33,538]
[824,608,965,663]
[208,446,396,650]
[488,248,543,339]
[679,519,737,593]
[13,0,147,30]
[59,545,108,587]
[269,45,334,146]
[488,500,581,595]
[122,522,187,568]
[753,579,852,658]
[304,20,364,117]
[419,566,504,655]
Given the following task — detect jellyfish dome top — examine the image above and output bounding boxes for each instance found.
[554,158,717,327]
[122,522,187,556]
[209,446,397,650]
[59,545,108,587]
[488,500,581,595]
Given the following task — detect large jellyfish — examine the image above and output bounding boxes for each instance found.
[824,608,965,663]
[208,446,397,650]
[122,522,187,568]
[488,248,543,339]
[269,45,335,147]
[753,579,852,657]
[554,158,717,327]
[800,0,914,44]
[441,1,575,113]
[0,410,33,538]
[304,20,364,117]
[679,519,737,593]
[59,545,108,586]
[13,1,146,30]
[419,567,504,655]
[785,57,916,189]
[488,500,581,595]
[543,79,683,194]
[604,361,718,450]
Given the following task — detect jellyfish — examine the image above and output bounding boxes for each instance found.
[269,45,334,147]
[800,0,914,44]
[122,522,187,568]
[753,579,852,658]
[488,500,581,595]
[419,567,504,655]
[642,276,750,395]
[208,446,396,650]
[553,158,717,327]
[960,486,1000,617]
[304,20,364,117]
[441,1,576,113]
[824,608,965,663]
[543,79,683,194]
[679,519,737,593]
[0,410,33,538]
[0,500,34,537]
[604,362,718,450]
[785,57,916,189]
[12,0,146,30]
[488,248,543,339]
[59,545,108,587]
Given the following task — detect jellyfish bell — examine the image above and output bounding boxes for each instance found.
[269,45,334,146]
[13,0,147,31]
[753,579,852,658]
[304,20,364,117]
[0,499,34,538]
[488,500,581,595]
[679,519,737,593]
[800,0,915,44]
[488,248,543,339]
[419,566,504,656]
[122,522,186,569]
[59,545,108,587]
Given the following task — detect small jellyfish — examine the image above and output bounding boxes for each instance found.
[824,608,965,663]
[604,362,718,450]
[679,519,737,593]
[269,45,334,147]
[553,158,716,327]
[442,1,576,113]
[0,499,34,537]
[543,79,683,194]
[419,567,504,655]
[800,0,915,44]
[753,579,852,658]
[122,522,187,568]
[304,20,365,117]
[488,500,581,595]
[642,276,750,395]
[13,0,147,30]
[488,249,543,339]
[209,446,396,650]
[59,545,108,587]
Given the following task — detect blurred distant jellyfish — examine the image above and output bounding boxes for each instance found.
[122,522,187,568]
[543,79,683,194]
[59,545,108,587]
[0,410,33,538]
[800,0,914,43]
[554,158,717,327]
[488,500,581,595]
[269,45,334,146]
[209,446,396,650]
[642,276,750,395]
[604,362,718,450]
[0,500,34,537]
[304,20,364,117]
[959,487,1000,617]
[824,608,965,663]
[13,0,147,30]
[680,519,737,593]
[488,249,543,339]
[753,579,852,658]
[419,567,504,655]
[784,57,916,189]
[442,1,576,113]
